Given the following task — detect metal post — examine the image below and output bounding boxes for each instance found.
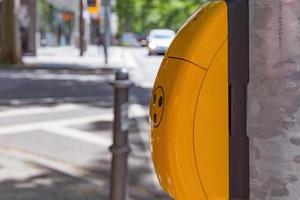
[79,0,84,56]
[227,0,250,199]
[27,0,37,56]
[109,68,134,200]
[104,0,111,64]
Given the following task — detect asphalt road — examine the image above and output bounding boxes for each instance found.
[128,47,163,88]
[0,47,162,105]
[0,47,170,200]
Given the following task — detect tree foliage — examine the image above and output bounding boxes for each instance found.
[116,0,208,35]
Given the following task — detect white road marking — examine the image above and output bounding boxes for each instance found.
[123,48,139,68]
[44,126,112,147]
[139,82,155,89]
[0,147,104,187]
[126,48,157,88]
[0,104,82,118]
[0,114,113,136]
[109,46,122,64]
[129,104,149,118]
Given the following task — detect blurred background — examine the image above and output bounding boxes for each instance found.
[0,0,207,199]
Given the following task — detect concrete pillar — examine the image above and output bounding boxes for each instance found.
[249,0,300,199]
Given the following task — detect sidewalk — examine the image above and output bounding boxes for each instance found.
[22,45,137,69]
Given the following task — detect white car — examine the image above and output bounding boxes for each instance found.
[147,29,175,55]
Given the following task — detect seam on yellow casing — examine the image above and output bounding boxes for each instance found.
[192,39,228,199]
[167,56,208,71]
[207,38,228,69]
[193,70,209,200]
[167,37,227,71]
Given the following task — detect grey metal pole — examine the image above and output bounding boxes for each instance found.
[104,0,111,64]
[79,0,84,56]
[109,68,134,200]
[227,0,250,199]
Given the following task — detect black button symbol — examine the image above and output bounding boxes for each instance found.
[159,96,163,107]
[151,86,164,127]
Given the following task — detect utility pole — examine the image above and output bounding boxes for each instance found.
[0,0,21,64]
[104,0,111,64]
[79,0,85,56]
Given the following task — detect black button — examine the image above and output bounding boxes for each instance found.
[158,96,163,107]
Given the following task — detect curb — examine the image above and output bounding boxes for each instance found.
[0,64,118,75]
[0,97,114,107]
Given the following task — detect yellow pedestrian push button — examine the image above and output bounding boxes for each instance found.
[150,0,250,199]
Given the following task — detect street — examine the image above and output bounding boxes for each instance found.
[0,46,170,200]
[1,0,300,198]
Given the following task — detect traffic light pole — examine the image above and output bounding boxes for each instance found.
[104,0,111,64]
[227,0,250,199]
[79,0,85,56]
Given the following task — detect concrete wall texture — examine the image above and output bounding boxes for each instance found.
[249,0,300,199]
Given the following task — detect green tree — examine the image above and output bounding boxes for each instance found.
[116,0,138,33]
[38,0,56,36]
[116,0,208,35]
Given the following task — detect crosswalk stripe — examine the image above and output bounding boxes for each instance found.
[0,114,113,135]
[124,48,139,68]
[44,126,112,147]
[0,104,82,118]
[0,146,105,187]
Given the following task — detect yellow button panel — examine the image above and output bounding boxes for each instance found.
[150,1,228,199]
[150,58,207,199]
[150,86,164,127]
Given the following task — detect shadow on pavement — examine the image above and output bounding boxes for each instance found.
[0,118,171,200]
[0,69,152,107]
[0,170,107,200]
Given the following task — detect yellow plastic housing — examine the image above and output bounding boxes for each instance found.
[150,1,228,199]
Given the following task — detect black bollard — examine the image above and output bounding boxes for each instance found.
[109,68,134,200]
